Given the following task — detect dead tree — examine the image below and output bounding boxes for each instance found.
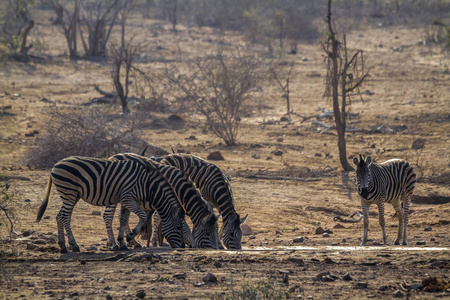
[270,61,294,119]
[323,0,369,171]
[42,0,80,59]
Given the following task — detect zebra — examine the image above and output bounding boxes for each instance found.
[36,156,186,253]
[110,153,220,249]
[150,152,248,250]
[353,154,416,246]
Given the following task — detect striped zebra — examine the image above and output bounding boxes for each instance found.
[36,156,186,253]
[110,153,219,249]
[353,154,416,246]
[151,152,248,250]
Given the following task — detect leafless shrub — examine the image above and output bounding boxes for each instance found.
[0,183,16,234]
[23,106,150,168]
[270,61,295,119]
[165,48,266,146]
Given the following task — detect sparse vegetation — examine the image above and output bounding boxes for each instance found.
[23,107,148,168]
[227,279,291,300]
[0,183,16,234]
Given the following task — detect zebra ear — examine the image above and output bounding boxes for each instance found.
[216,214,221,221]
[352,156,359,167]
[171,146,176,154]
[240,214,248,224]
[366,155,372,165]
[140,145,149,156]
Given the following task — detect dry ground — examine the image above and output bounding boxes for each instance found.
[0,6,449,300]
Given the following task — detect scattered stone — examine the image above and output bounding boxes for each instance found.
[203,273,217,283]
[314,153,322,157]
[241,224,253,236]
[207,151,224,161]
[173,273,186,280]
[280,116,289,122]
[323,257,334,264]
[214,262,222,268]
[69,292,79,297]
[22,230,33,237]
[324,229,333,234]
[322,233,330,238]
[412,139,426,150]
[98,278,105,283]
[104,286,111,291]
[342,238,347,243]
[186,135,197,140]
[411,283,423,291]
[33,239,48,245]
[416,241,426,245]
[86,246,97,251]
[293,237,304,243]
[316,272,337,282]
[355,282,368,289]
[342,273,352,281]
[251,154,260,159]
[136,290,146,299]
[80,259,86,265]
[287,258,304,265]
[424,227,432,231]
[333,224,345,229]
[277,137,284,142]
[43,216,50,220]
[167,114,185,129]
[24,199,31,203]
[106,295,113,300]
[92,211,101,216]
[26,243,37,250]
[273,150,283,156]
[250,143,263,148]
[249,235,256,240]
[282,273,289,284]
[13,93,20,97]
[379,285,389,291]
[315,227,324,235]
[194,281,205,287]
[393,290,404,298]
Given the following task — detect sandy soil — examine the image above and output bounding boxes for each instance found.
[0,5,449,300]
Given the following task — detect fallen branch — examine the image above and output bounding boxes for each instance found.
[244,175,321,182]
[333,211,363,223]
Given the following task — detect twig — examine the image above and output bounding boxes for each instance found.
[333,211,363,223]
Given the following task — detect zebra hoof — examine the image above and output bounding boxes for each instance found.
[60,247,68,254]
[72,245,80,252]
[112,244,120,251]
[126,233,136,243]
[402,242,407,246]
[393,240,400,245]
[119,244,129,251]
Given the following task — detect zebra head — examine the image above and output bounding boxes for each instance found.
[192,211,220,249]
[353,154,373,200]
[222,213,249,250]
[160,207,186,248]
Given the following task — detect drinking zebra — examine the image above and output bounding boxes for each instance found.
[150,152,248,250]
[110,153,220,249]
[353,154,416,246]
[36,156,186,253]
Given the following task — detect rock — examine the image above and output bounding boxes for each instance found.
[342,238,347,243]
[26,243,38,250]
[277,137,284,142]
[13,93,20,97]
[43,216,50,220]
[98,278,105,283]
[412,139,426,150]
[393,290,404,298]
[287,258,304,265]
[273,150,283,156]
[203,273,217,283]
[214,262,222,268]
[315,227,324,235]
[22,230,33,237]
[136,290,146,299]
[86,246,98,251]
[314,153,322,157]
[251,154,260,159]
[241,224,253,236]
[333,224,345,229]
[249,235,256,240]
[282,273,289,284]
[355,282,368,289]
[207,151,224,161]
[293,237,304,243]
[316,272,337,282]
[69,292,79,297]
[173,273,186,280]
[322,233,330,238]
[186,135,197,140]
[33,239,48,245]
[342,273,352,281]
[167,114,185,129]
[280,116,289,122]
[104,286,111,290]
[324,229,333,234]
[250,143,263,148]
[416,241,426,245]
[92,211,101,216]
[424,227,432,231]
[80,259,86,265]
[106,295,113,300]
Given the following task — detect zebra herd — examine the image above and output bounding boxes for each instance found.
[36,150,416,253]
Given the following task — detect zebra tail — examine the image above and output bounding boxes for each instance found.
[36,176,52,223]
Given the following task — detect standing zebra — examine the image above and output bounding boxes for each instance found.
[36,156,186,253]
[151,152,248,250]
[110,153,220,249]
[353,154,416,246]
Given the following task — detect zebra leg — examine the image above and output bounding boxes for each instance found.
[182,219,196,248]
[56,211,68,253]
[57,200,80,253]
[117,206,130,250]
[392,198,403,245]
[120,199,148,243]
[377,201,388,245]
[103,205,120,251]
[401,193,412,245]
[360,199,370,246]
[152,212,161,247]
[124,220,143,249]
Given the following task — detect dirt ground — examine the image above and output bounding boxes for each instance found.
[1,5,449,300]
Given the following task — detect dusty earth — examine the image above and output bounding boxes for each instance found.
[1,5,450,300]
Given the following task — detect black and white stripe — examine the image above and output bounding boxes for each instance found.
[111,153,219,249]
[353,154,416,245]
[155,153,248,250]
[36,156,185,253]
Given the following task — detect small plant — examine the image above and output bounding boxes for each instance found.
[226,279,291,299]
[0,183,16,234]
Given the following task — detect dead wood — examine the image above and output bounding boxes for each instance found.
[333,211,363,223]
[94,85,116,97]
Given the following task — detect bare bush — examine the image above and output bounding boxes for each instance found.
[0,0,34,61]
[166,48,266,146]
[0,183,16,234]
[23,107,152,168]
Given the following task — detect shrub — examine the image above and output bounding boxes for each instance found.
[23,107,161,168]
